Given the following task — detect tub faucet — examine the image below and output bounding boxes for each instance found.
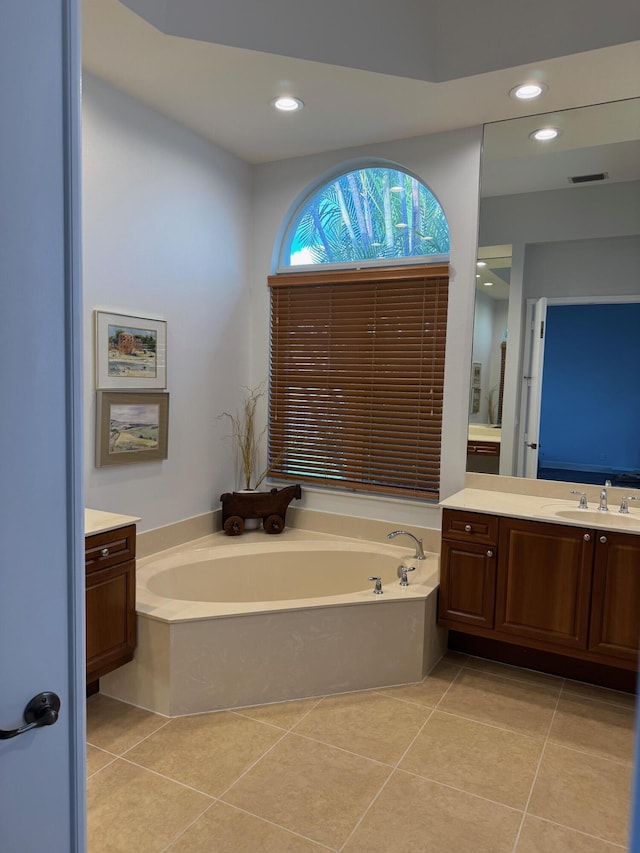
[387,530,425,559]
[598,488,608,512]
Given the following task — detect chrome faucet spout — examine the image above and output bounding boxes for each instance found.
[598,488,608,511]
[387,529,425,559]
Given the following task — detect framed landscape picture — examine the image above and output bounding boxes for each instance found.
[96,391,169,467]
[95,311,167,389]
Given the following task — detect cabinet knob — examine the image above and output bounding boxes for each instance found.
[583,534,591,542]
[464,524,472,533]
[100,547,110,557]
[486,550,494,558]
[599,535,608,544]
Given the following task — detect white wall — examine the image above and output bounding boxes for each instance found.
[82,75,252,532]
[250,128,483,529]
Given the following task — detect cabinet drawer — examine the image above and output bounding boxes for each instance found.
[85,524,136,572]
[442,509,498,545]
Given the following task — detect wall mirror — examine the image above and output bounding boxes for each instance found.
[469,97,640,487]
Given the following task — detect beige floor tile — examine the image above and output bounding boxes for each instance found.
[123,711,284,797]
[167,801,327,852]
[440,650,469,664]
[87,758,211,853]
[222,732,391,849]
[399,711,543,808]
[548,694,636,764]
[86,694,167,755]
[528,743,632,846]
[292,691,430,764]
[375,660,461,708]
[437,670,559,737]
[233,697,322,730]
[462,656,563,688]
[343,769,522,853]
[87,744,115,777]
[515,815,626,852]
[562,679,637,710]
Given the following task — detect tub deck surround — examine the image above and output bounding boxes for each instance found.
[441,487,640,535]
[100,527,446,716]
[135,527,440,623]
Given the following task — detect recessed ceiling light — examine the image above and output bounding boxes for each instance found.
[510,83,547,101]
[476,274,481,278]
[483,281,494,287]
[476,261,486,267]
[530,127,560,141]
[271,96,304,113]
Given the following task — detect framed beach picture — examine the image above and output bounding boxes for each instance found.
[96,391,169,467]
[95,311,167,389]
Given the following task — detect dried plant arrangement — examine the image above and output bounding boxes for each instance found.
[219,384,271,490]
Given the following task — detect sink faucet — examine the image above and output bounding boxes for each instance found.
[598,488,608,511]
[387,530,425,559]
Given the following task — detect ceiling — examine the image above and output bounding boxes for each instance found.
[82,0,640,169]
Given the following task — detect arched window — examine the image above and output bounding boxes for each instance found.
[282,165,449,267]
[269,164,450,501]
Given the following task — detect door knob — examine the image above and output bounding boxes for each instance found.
[0,692,60,740]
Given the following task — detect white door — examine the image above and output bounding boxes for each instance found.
[519,297,547,478]
[0,2,84,851]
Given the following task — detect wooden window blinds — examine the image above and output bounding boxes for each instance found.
[268,264,449,499]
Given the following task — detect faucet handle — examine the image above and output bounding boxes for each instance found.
[570,490,588,509]
[398,564,416,586]
[619,496,639,514]
[368,576,383,594]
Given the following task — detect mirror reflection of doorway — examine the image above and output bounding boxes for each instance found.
[536,301,640,486]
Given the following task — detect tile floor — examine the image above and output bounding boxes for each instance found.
[86,653,637,852]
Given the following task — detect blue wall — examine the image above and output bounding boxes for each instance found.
[538,303,640,474]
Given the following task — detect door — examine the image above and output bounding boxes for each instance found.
[519,297,547,477]
[589,531,640,664]
[0,2,84,851]
[495,518,593,650]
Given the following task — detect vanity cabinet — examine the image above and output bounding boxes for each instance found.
[85,524,136,683]
[438,509,640,673]
[439,510,497,629]
[495,517,593,650]
[589,531,640,664]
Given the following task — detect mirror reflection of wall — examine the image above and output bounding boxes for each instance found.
[470,98,640,486]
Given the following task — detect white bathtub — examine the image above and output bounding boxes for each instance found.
[101,530,446,715]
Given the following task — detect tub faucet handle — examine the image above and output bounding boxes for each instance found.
[368,576,383,594]
[398,565,416,586]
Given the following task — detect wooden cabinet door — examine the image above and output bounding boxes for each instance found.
[495,518,593,649]
[589,531,640,663]
[86,560,136,682]
[438,538,496,629]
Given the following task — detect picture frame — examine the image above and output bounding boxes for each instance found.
[472,361,482,389]
[96,391,169,467]
[95,311,167,389]
[470,387,481,415]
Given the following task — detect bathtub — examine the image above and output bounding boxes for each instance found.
[100,529,446,716]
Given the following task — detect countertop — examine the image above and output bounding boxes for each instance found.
[468,425,501,444]
[441,488,640,535]
[85,509,141,537]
